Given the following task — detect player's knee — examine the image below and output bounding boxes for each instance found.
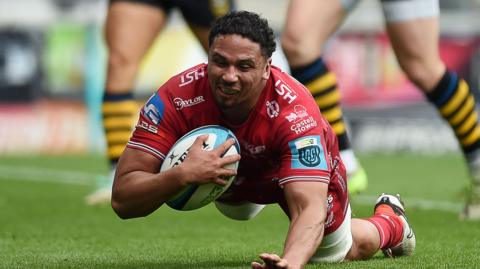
[280,32,298,56]
[400,61,424,85]
[281,33,308,61]
[397,58,444,91]
[214,201,265,221]
[281,34,322,66]
[108,50,139,72]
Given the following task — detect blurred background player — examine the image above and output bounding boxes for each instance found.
[281,0,480,219]
[281,0,369,196]
[85,0,234,205]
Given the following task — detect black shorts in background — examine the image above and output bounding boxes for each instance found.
[109,0,235,27]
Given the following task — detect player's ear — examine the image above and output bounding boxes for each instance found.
[262,58,272,80]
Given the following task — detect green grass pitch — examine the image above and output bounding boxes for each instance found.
[1,154,480,268]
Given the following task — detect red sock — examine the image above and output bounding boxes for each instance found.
[366,205,404,249]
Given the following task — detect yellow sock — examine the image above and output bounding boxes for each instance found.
[102,93,139,166]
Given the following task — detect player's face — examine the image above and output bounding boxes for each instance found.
[208,34,271,115]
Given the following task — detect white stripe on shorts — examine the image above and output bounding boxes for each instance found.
[382,0,439,22]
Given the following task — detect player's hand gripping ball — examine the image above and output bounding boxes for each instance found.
[161,125,240,211]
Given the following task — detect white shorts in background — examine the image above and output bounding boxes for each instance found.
[310,205,353,263]
[382,0,439,22]
[340,0,440,22]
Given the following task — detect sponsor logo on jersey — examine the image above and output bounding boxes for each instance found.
[325,211,335,228]
[179,67,205,87]
[266,100,280,118]
[332,155,347,193]
[142,93,165,125]
[137,120,158,134]
[173,96,205,110]
[288,136,327,170]
[285,105,309,123]
[327,194,333,211]
[275,79,297,104]
[290,116,318,135]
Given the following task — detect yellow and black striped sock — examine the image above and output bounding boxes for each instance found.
[426,70,480,155]
[102,92,139,167]
[291,57,351,150]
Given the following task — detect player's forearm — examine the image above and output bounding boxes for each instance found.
[112,166,187,219]
[282,207,325,269]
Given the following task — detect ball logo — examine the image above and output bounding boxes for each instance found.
[168,140,210,166]
[169,150,188,167]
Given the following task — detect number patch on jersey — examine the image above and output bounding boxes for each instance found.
[288,136,327,170]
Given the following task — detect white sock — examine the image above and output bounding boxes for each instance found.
[340,149,359,174]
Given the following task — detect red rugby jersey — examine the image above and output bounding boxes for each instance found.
[127,63,349,234]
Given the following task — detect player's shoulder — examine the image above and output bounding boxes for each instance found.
[162,63,208,93]
[142,63,210,124]
[269,66,318,113]
[266,66,325,134]
[270,66,315,104]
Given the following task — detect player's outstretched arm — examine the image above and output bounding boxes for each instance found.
[252,181,327,269]
[112,135,240,219]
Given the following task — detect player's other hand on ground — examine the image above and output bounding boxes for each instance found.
[251,253,292,269]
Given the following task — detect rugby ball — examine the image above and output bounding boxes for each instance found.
[161,125,240,211]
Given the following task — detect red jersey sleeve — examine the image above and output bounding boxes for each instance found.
[127,86,179,161]
[126,63,212,162]
[272,77,332,186]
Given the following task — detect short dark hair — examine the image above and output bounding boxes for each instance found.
[209,11,276,58]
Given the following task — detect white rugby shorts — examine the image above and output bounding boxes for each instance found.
[310,204,352,263]
[341,0,439,22]
[216,200,353,263]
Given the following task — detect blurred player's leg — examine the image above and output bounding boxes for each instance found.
[383,0,480,219]
[281,0,367,195]
[86,1,168,205]
[179,0,234,51]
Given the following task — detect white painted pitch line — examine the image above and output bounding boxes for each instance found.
[0,165,99,186]
[0,165,463,212]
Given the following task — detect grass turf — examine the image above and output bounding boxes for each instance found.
[0,154,479,268]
